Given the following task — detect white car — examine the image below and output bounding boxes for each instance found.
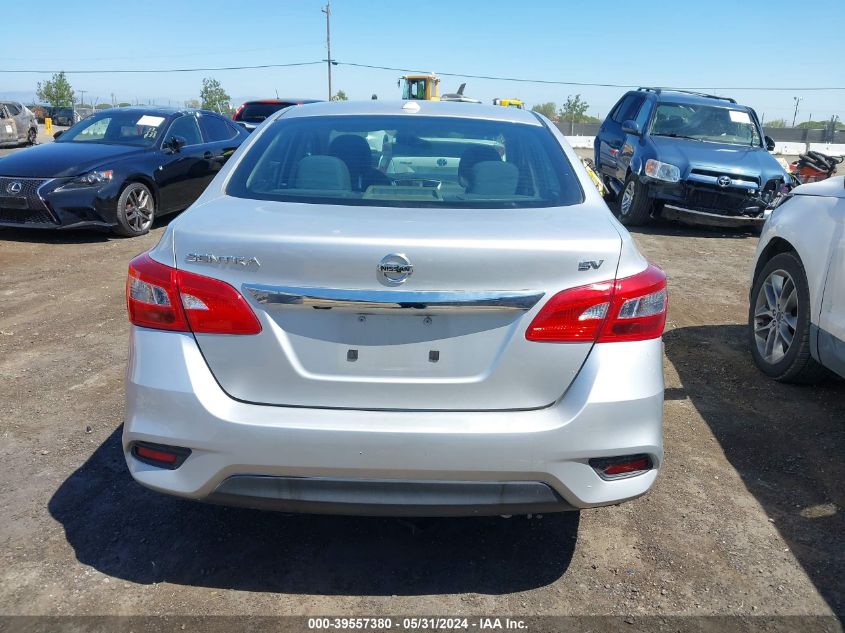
[749,176,845,382]
[123,101,667,516]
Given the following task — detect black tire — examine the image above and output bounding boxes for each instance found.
[112,182,156,238]
[26,127,37,146]
[748,251,829,383]
[617,174,653,226]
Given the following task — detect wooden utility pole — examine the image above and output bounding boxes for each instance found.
[322,3,332,100]
[792,96,802,127]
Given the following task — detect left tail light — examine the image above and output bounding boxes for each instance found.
[525,264,667,343]
[232,104,244,121]
[126,252,261,335]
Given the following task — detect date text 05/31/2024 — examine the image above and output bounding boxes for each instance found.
[307,617,528,630]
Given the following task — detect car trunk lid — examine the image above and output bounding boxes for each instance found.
[173,197,622,411]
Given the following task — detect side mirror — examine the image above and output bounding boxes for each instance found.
[165,135,187,152]
[53,130,63,140]
[765,135,776,152]
[622,119,641,136]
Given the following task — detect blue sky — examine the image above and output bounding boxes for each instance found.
[1,0,842,123]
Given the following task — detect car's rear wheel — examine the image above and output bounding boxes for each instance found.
[113,182,155,237]
[26,128,37,146]
[618,174,652,226]
[748,252,828,383]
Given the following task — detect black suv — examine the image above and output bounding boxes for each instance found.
[595,88,790,228]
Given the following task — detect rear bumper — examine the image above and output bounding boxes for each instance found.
[207,476,573,516]
[124,328,664,516]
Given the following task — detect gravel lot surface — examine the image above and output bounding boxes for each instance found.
[0,140,842,625]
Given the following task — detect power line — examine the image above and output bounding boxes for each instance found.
[336,62,845,92]
[1,59,843,92]
[0,61,324,74]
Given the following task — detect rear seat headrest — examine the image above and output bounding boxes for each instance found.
[468,161,519,196]
[293,155,351,191]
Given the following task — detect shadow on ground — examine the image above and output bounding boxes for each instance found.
[664,324,845,615]
[49,428,579,595]
[627,217,759,240]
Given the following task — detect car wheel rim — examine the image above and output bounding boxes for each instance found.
[620,181,635,216]
[125,187,154,232]
[753,269,798,364]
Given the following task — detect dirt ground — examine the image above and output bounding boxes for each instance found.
[0,153,842,626]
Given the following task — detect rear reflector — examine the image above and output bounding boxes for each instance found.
[126,253,261,335]
[131,442,191,469]
[589,454,653,479]
[525,264,667,343]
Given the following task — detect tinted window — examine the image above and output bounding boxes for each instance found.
[200,114,237,142]
[166,115,202,146]
[612,95,644,123]
[227,115,583,209]
[234,102,294,123]
[57,110,168,146]
[4,103,21,115]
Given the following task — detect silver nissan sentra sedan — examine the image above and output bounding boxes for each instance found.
[123,100,667,516]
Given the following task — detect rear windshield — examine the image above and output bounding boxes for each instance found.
[234,102,295,123]
[226,115,583,208]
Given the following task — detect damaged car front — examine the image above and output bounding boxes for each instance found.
[602,90,792,229]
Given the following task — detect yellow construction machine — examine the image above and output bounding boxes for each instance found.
[493,98,525,109]
[399,74,481,103]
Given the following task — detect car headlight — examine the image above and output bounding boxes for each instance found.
[66,169,114,188]
[644,159,681,183]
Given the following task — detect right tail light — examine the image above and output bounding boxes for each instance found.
[526,264,667,343]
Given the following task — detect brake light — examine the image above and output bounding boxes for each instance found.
[525,264,667,343]
[126,253,261,335]
[232,104,244,120]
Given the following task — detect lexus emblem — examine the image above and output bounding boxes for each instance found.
[378,253,413,285]
[6,181,22,194]
[717,175,732,188]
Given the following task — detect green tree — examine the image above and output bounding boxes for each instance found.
[559,94,591,133]
[184,99,200,109]
[765,118,787,128]
[531,102,558,120]
[331,89,348,101]
[118,102,132,108]
[199,78,230,113]
[797,119,845,130]
[95,103,112,110]
[36,71,75,108]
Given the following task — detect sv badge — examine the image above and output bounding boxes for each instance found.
[578,259,604,271]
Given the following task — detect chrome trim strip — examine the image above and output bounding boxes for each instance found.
[244,284,544,312]
[35,178,59,222]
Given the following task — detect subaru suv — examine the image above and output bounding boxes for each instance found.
[595,88,790,229]
[123,101,667,516]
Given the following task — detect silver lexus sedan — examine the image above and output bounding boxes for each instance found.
[123,100,667,516]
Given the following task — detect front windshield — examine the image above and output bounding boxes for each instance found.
[651,103,761,146]
[226,115,584,209]
[57,110,169,146]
